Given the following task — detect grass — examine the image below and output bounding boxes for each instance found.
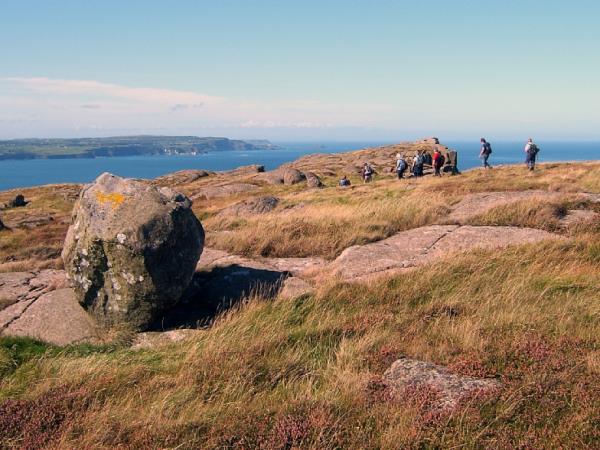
[0,162,599,448]
[0,235,599,448]
[200,162,600,259]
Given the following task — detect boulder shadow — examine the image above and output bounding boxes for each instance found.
[148,264,288,331]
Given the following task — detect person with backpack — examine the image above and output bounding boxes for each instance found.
[524,138,539,171]
[361,162,374,183]
[339,175,351,187]
[432,149,445,176]
[479,138,492,169]
[412,151,424,177]
[395,153,407,179]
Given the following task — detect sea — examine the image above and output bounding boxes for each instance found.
[0,140,598,191]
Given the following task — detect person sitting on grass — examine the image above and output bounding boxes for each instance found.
[339,175,351,187]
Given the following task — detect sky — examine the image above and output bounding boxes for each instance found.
[1,0,599,141]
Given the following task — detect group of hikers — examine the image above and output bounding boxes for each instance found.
[479,137,540,171]
[339,137,541,186]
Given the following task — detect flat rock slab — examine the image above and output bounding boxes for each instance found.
[560,209,598,228]
[198,248,326,278]
[446,191,561,224]
[192,183,258,200]
[0,270,98,345]
[384,358,501,411]
[330,225,561,281]
[132,329,203,350]
[278,277,314,299]
[3,288,99,346]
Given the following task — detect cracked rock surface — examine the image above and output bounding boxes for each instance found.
[329,225,562,281]
[0,270,98,345]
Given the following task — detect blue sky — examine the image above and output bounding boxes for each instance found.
[1,0,599,140]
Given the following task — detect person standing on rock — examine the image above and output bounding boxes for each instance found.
[479,138,492,169]
[395,153,407,179]
[432,149,445,177]
[524,138,539,171]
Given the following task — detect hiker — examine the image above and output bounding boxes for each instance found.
[524,138,539,171]
[395,153,407,179]
[479,138,492,169]
[412,151,424,177]
[432,149,445,177]
[361,162,374,183]
[339,175,351,187]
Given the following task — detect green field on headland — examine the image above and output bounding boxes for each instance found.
[0,136,275,160]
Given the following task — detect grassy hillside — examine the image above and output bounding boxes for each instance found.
[0,162,599,448]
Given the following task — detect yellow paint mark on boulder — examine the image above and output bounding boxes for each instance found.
[95,192,127,208]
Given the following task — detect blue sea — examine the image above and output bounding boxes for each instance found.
[0,140,598,191]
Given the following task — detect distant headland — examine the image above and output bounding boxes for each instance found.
[0,136,277,160]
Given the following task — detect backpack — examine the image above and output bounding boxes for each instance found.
[437,154,446,166]
[397,159,406,171]
[484,142,492,154]
[528,144,539,155]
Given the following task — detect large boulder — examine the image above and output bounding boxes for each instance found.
[305,172,323,188]
[282,168,306,185]
[261,168,306,185]
[62,173,204,330]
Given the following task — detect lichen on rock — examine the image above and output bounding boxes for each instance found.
[62,173,204,330]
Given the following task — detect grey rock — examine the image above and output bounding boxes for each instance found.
[132,329,203,350]
[192,183,258,200]
[154,169,212,186]
[279,277,314,299]
[261,168,306,185]
[62,173,204,330]
[305,172,323,188]
[384,357,500,411]
[2,288,99,346]
[223,164,265,176]
[329,225,562,281]
[220,196,279,216]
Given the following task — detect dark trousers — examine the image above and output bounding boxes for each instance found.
[526,155,536,170]
[434,164,442,176]
[397,168,406,179]
[482,154,490,168]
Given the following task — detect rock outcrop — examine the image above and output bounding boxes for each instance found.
[192,183,258,200]
[261,168,306,185]
[220,196,279,216]
[0,270,99,345]
[154,169,212,186]
[305,172,323,188]
[329,225,562,281]
[384,357,500,411]
[62,173,204,330]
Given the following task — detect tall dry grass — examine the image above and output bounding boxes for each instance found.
[1,235,599,448]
